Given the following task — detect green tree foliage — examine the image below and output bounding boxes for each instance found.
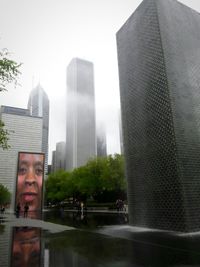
[0,120,10,149]
[45,170,71,203]
[45,154,126,204]
[0,48,21,92]
[0,183,11,205]
[0,48,21,149]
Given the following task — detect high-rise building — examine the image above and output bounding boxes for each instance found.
[0,105,42,193]
[51,150,56,173]
[28,84,49,173]
[66,58,96,170]
[117,0,200,232]
[55,142,66,171]
[97,123,107,157]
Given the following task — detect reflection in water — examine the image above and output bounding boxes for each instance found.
[15,210,42,220]
[10,227,41,267]
[0,210,199,266]
[44,210,129,229]
[45,228,200,267]
[11,209,43,267]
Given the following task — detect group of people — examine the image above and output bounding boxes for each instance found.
[74,200,86,214]
[116,199,126,212]
[16,202,29,218]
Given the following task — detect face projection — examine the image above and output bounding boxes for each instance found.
[16,153,44,212]
[11,227,41,267]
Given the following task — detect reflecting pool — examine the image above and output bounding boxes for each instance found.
[1,210,200,266]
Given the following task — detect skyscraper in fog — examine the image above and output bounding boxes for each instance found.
[55,142,66,171]
[97,123,107,157]
[66,58,96,170]
[117,0,200,232]
[28,84,49,173]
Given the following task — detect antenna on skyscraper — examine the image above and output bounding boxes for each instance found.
[32,75,35,89]
[30,75,35,115]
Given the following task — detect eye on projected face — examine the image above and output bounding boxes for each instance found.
[16,153,44,212]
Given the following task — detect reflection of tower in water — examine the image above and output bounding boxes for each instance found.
[10,227,42,267]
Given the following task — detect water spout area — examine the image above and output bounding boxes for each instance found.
[1,210,200,266]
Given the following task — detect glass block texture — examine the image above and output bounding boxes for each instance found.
[117,0,200,232]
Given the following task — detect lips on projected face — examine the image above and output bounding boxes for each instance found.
[22,193,37,203]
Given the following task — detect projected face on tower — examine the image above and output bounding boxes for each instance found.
[16,152,44,212]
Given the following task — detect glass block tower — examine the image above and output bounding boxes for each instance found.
[28,84,49,173]
[117,0,200,232]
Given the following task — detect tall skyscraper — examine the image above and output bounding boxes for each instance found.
[55,142,66,171]
[28,84,49,173]
[66,58,96,170]
[97,123,107,157]
[117,0,200,232]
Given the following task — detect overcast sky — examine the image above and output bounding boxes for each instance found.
[0,0,199,163]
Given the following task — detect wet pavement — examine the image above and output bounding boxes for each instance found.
[1,210,200,266]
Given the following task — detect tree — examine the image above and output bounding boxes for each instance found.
[0,48,21,149]
[0,183,11,205]
[45,154,127,204]
[88,154,126,202]
[0,48,21,92]
[45,170,72,203]
[0,120,10,149]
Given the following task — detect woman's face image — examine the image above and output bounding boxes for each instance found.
[16,153,44,211]
[12,227,41,267]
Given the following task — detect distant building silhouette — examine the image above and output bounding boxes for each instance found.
[97,123,107,157]
[51,150,56,173]
[117,0,200,232]
[55,142,66,171]
[66,58,96,170]
[48,164,52,174]
[28,84,49,173]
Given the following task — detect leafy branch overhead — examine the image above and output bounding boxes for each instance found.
[0,47,21,150]
[0,120,10,150]
[0,48,21,92]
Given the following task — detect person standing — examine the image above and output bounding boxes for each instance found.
[16,203,21,218]
[24,203,29,218]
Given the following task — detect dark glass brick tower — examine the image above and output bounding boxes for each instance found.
[117,0,200,232]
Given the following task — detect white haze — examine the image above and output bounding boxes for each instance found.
[0,0,199,163]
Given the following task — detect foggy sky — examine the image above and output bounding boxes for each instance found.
[0,0,199,163]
